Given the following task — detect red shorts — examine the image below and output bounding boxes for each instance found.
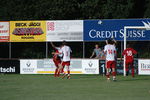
[62,61,70,66]
[53,59,61,67]
[126,61,133,68]
[106,61,116,68]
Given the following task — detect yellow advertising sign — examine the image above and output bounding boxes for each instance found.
[10,21,46,42]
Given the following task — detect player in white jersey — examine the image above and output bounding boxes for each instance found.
[58,41,72,79]
[104,39,117,81]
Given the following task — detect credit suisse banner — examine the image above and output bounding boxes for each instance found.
[10,21,46,42]
[0,22,9,42]
[84,19,150,41]
[46,20,83,41]
[138,59,150,75]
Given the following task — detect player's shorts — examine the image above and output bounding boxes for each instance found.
[53,59,61,67]
[106,61,116,68]
[126,61,133,67]
[62,61,70,66]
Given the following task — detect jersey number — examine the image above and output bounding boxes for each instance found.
[108,49,113,54]
[127,50,132,56]
[66,51,69,56]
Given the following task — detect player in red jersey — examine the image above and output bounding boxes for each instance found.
[122,44,137,77]
[104,39,117,81]
[51,42,63,77]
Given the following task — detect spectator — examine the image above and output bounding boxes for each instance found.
[90,44,104,59]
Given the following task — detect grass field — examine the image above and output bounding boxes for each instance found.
[0,74,150,100]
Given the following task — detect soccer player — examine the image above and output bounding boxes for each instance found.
[104,39,117,81]
[58,41,72,79]
[122,44,137,77]
[90,44,104,59]
[51,42,63,77]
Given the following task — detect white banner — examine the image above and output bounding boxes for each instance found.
[82,59,99,74]
[37,59,82,74]
[46,20,83,41]
[37,59,55,74]
[138,59,150,75]
[20,59,99,74]
[20,60,38,74]
[0,22,9,42]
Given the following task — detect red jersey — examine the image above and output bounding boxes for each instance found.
[122,48,137,62]
[53,50,61,61]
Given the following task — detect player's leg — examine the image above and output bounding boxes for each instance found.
[112,68,116,81]
[106,61,110,80]
[62,61,71,79]
[61,65,65,73]
[61,62,69,79]
[58,63,64,77]
[112,61,116,81]
[53,60,59,77]
[66,65,71,79]
[59,64,66,75]
[130,62,134,77]
[125,62,129,76]
[106,68,110,81]
[57,63,62,77]
[54,67,58,77]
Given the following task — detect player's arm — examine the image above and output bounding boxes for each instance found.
[50,42,56,48]
[69,47,72,53]
[114,46,117,58]
[54,52,61,55]
[103,45,107,55]
[132,49,137,55]
[122,50,125,56]
[121,50,125,61]
[112,38,117,45]
[132,49,138,58]
[90,51,95,58]
[52,52,55,55]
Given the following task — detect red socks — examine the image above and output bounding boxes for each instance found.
[131,67,134,77]
[106,73,110,78]
[54,68,58,77]
[106,72,116,79]
[112,72,116,76]
[67,70,70,75]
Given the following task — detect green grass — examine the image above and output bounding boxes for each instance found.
[0,74,150,100]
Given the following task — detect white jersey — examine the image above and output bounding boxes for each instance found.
[104,44,116,61]
[60,45,72,62]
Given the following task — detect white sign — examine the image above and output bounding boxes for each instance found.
[20,59,100,74]
[37,59,82,74]
[46,20,83,41]
[82,59,99,74]
[0,22,9,42]
[69,59,82,74]
[37,59,55,74]
[20,60,38,74]
[138,59,150,75]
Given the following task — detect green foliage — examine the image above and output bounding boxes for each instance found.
[0,0,149,20]
[144,0,150,18]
